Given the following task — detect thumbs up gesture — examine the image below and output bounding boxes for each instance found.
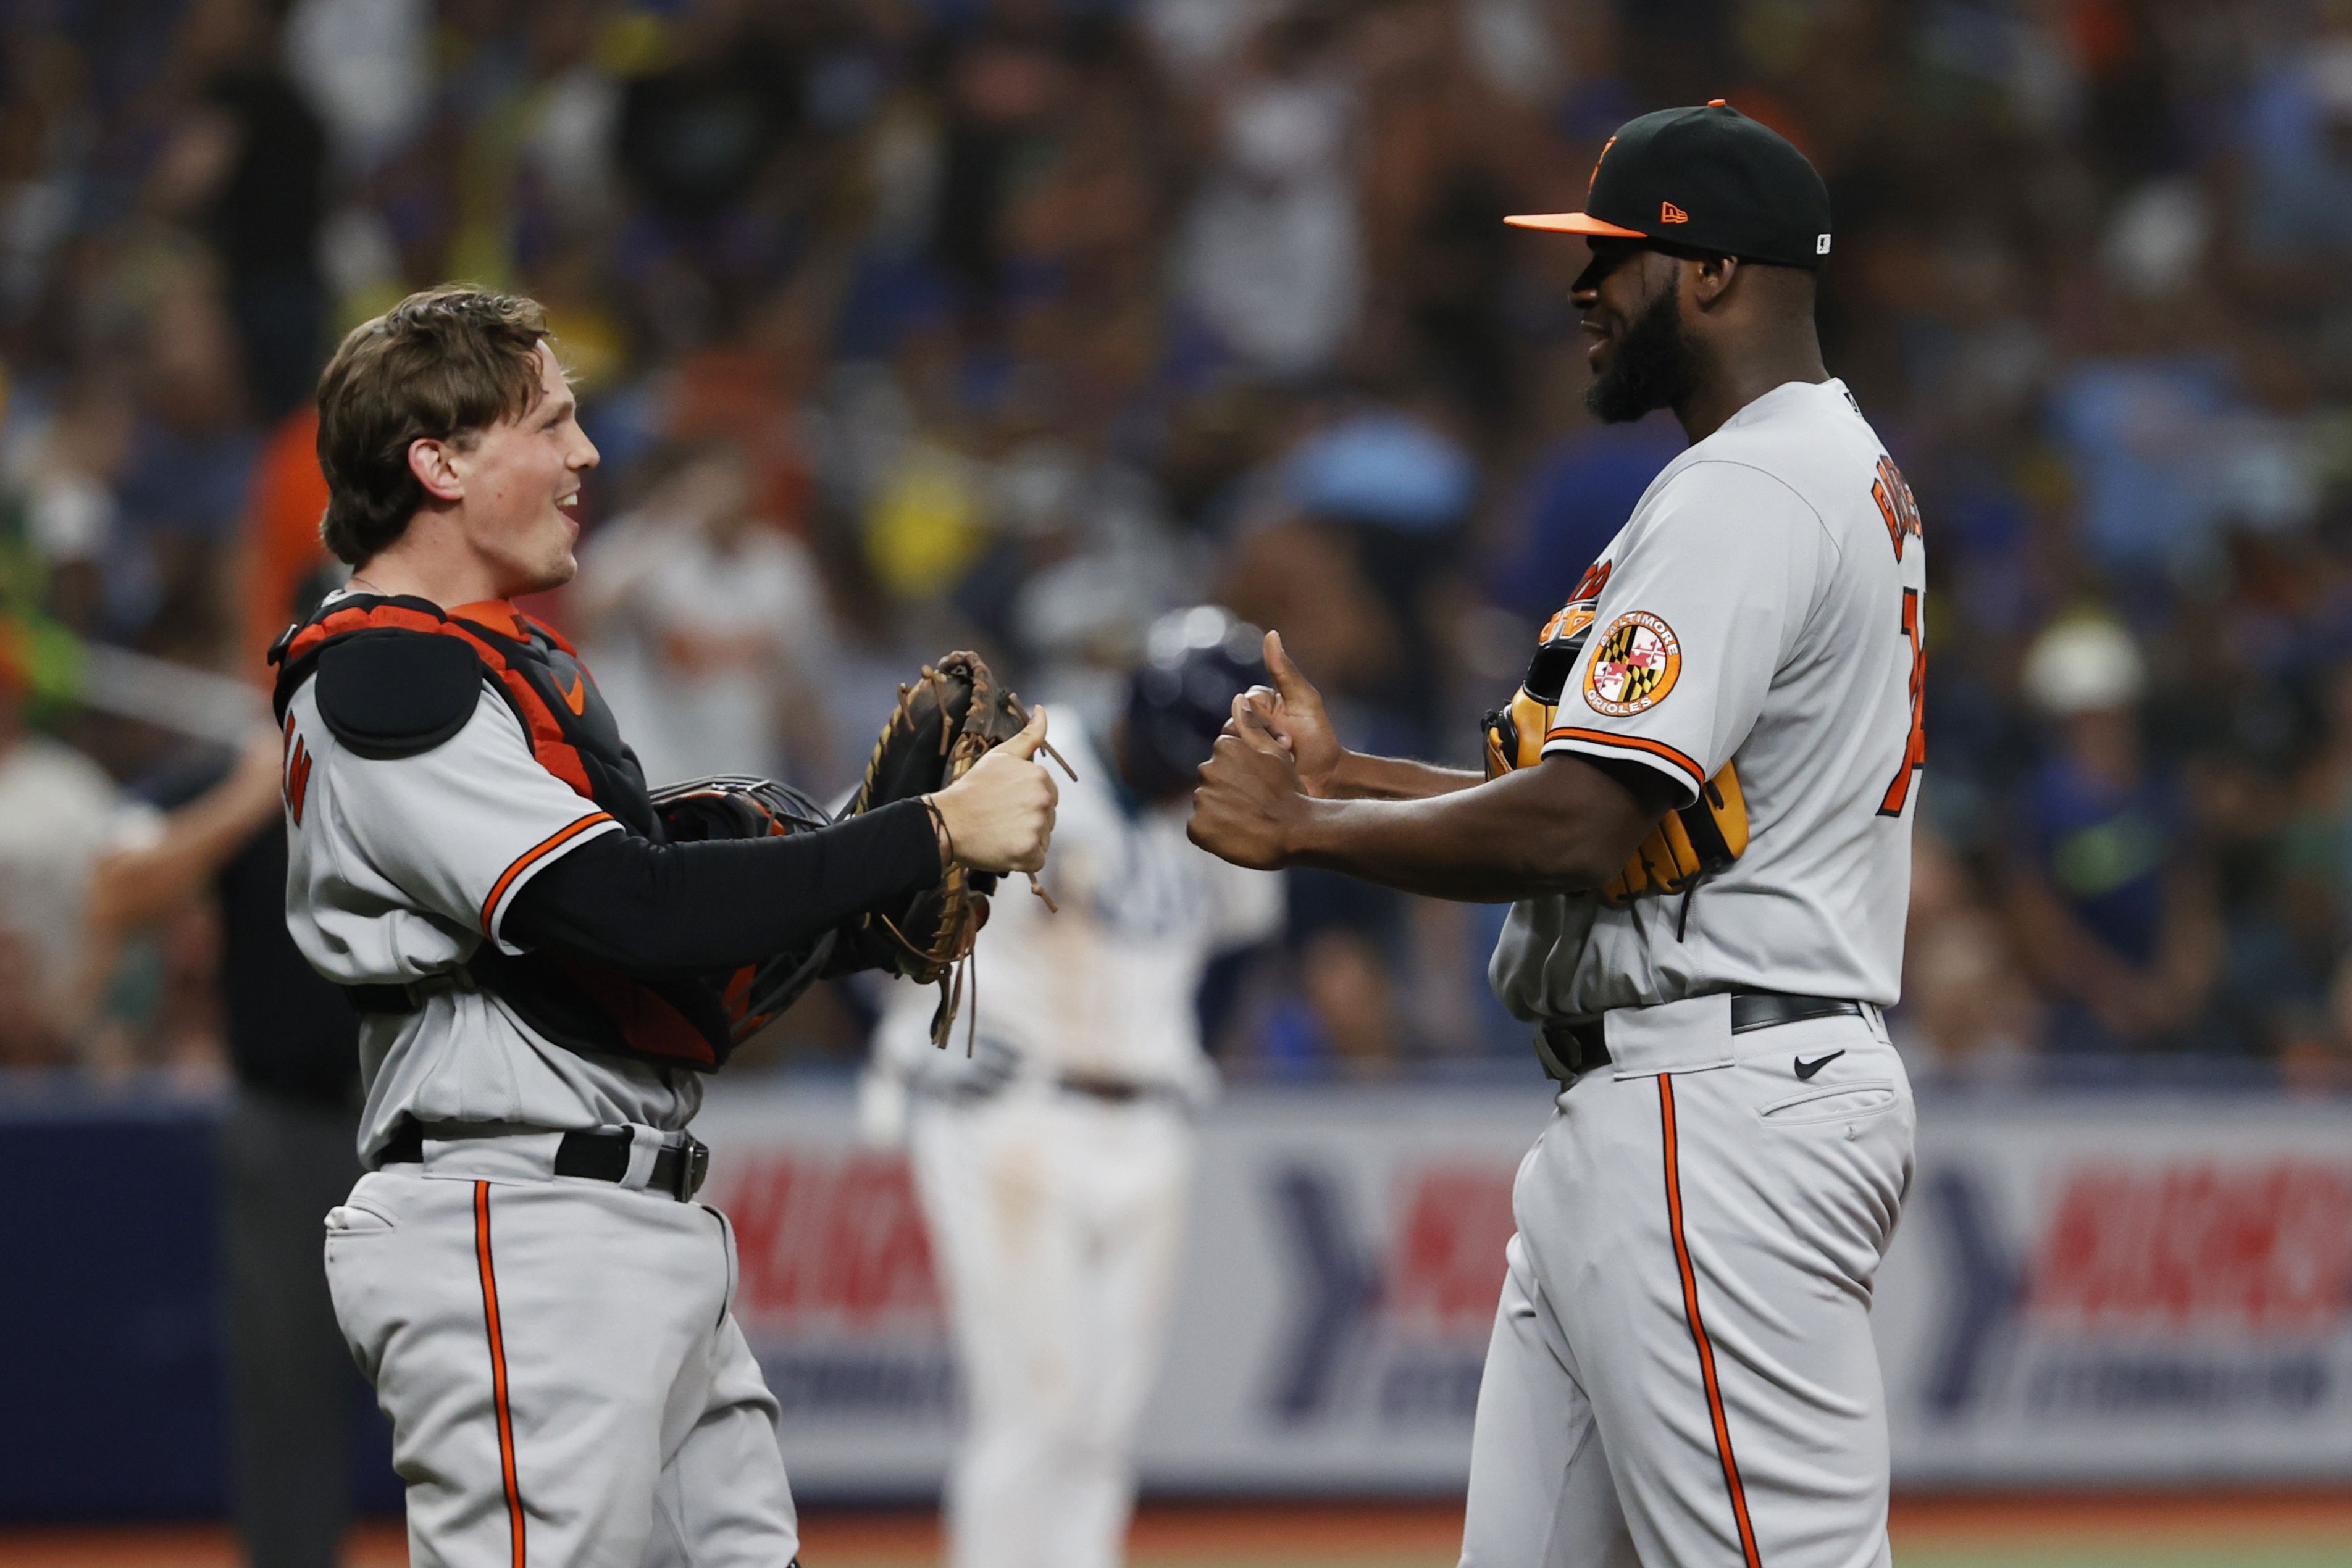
[1231,630,1344,798]
[931,705,1058,874]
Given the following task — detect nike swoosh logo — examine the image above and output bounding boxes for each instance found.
[1794,1050,1845,1081]
[561,673,585,715]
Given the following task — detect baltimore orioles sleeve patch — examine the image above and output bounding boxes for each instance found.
[1583,611,1681,716]
[316,631,486,759]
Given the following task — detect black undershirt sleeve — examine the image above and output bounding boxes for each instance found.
[503,799,940,972]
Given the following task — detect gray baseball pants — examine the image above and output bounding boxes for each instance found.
[1459,1011,1914,1568]
[324,1134,800,1567]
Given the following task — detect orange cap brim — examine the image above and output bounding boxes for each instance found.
[1504,212,1649,239]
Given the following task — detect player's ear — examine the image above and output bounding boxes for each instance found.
[408,436,464,503]
[1688,253,1738,311]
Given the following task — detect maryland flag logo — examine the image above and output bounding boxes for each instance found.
[1584,611,1681,717]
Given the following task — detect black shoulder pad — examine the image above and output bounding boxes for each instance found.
[315,631,484,759]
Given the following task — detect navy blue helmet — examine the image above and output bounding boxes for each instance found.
[1122,606,1268,801]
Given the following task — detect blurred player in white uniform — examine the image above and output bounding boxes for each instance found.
[863,608,1282,1568]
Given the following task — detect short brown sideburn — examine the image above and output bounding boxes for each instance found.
[314,287,552,565]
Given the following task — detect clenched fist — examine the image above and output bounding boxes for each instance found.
[929,704,1058,873]
[1187,706,1308,870]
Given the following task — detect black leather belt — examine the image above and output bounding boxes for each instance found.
[377,1122,711,1201]
[1538,991,1865,1082]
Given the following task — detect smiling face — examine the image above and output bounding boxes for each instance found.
[440,342,598,596]
[1571,238,1702,423]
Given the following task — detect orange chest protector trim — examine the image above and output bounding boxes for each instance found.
[1484,585,1748,910]
[269,594,739,1072]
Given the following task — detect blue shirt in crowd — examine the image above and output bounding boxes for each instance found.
[2020,757,2179,967]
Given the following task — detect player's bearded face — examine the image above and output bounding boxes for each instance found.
[1587,280,1700,425]
[452,342,599,596]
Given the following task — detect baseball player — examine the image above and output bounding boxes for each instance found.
[861,609,1283,1568]
[1189,105,1924,1567]
[275,286,1058,1567]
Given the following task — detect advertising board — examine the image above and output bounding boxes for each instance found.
[694,1080,2352,1495]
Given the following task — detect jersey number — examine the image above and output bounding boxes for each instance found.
[1878,588,1925,817]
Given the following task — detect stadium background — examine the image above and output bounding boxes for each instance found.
[2,0,2351,1563]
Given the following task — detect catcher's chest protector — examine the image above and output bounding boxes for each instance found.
[1484,571,1749,910]
[270,594,741,1071]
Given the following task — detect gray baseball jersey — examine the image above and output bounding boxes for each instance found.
[278,596,693,1162]
[1490,377,1926,1020]
[285,591,808,1566]
[1460,376,1925,1568]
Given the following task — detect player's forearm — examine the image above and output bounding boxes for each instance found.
[90,835,221,932]
[506,801,942,971]
[90,786,276,930]
[1286,800,1592,899]
[1286,765,1649,901]
[1327,750,1483,801]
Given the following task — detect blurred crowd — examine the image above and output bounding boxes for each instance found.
[6,0,2352,1089]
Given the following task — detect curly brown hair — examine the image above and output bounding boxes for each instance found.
[314,286,551,565]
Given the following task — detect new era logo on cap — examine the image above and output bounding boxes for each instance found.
[1661,201,1689,223]
[1817,233,1831,254]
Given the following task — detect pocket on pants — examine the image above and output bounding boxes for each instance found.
[320,1222,393,1384]
[702,1203,739,1327]
[324,1196,398,1236]
[1755,1082,1900,1127]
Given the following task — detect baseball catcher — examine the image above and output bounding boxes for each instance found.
[282,286,1058,1567]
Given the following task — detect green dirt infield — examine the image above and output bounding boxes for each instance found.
[2,1493,2345,1566]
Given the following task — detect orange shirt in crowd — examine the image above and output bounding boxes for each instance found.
[237,407,332,675]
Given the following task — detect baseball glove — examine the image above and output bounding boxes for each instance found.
[1483,611,1748,928]
[835,651,1066,1048]
[1601,764,1749,912]
[648,775,839,1046]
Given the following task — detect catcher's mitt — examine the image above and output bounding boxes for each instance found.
[648,775,840,1046]
[836,651,1067,1047]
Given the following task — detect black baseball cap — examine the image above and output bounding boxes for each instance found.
[1507,101,1832,270]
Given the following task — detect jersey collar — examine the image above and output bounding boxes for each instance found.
[1718,375,1849,435]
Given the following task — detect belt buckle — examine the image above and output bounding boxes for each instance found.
[674,1136,710,1201]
